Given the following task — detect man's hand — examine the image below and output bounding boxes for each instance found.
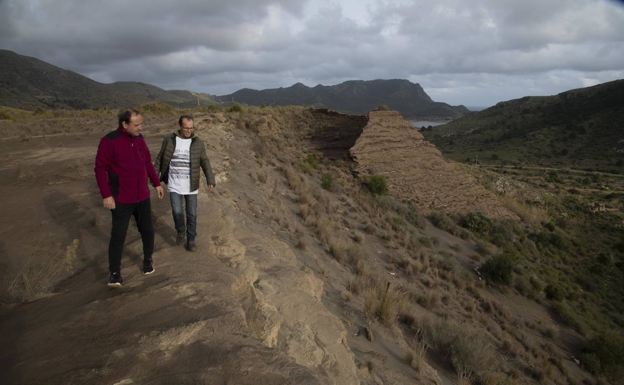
[207,184,214,192]
[156,186,164,199]
[103,196,116,210]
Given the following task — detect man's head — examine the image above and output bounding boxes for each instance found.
[118,109,142,137]
[178,115,194,139]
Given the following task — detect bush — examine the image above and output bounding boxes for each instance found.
[401,202,427,229]
[33,106,47,116]
[582,332,624,381]
[363,175,388,196]
[377,104,390,111]
[321,173,333,190]
[419,317,496,380]
[206,104,224,112]
[139,102,174,114]
[543,222,555,232]
[228,103,244,113]
[460,211,493,234]
[429,212,456,233]
[545,284,564,301]
[304,154,318,169]
[0,110,13,120]
[481,252,516,285]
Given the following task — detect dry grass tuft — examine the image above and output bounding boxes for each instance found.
[417,315,498,381]
[363,282,410,326]
[405,336,429,372]
[498,194,549,224]
[2,239,79,303]
[417,290,440,309]
[328,236,350,262]
[347,275,367,295]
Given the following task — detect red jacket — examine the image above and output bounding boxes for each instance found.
[95,127,161,204]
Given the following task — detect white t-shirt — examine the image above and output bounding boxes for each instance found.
[167,137,198,195]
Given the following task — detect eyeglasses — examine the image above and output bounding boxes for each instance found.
[181,126,194,130]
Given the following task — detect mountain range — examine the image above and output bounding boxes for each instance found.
[0,50,215,111]
[219,79,469,119]
[0,49,468,119]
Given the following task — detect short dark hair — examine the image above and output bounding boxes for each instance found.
[118,108,140,127]
[178,115,194,126]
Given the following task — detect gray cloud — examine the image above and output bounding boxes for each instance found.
[1,0,623,106]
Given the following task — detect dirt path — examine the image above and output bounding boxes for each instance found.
[0,120,359,384]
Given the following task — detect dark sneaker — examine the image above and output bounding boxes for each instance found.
[176,233,185,246]
[186,241,197,252]
[108,272,123,287]
[143,258,155,275]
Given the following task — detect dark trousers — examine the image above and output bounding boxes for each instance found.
[169,192,198,242]
[109,198,154,273]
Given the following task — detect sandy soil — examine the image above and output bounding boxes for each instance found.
[0,111,596,384]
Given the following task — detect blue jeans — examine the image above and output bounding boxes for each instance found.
[169,192,198,242]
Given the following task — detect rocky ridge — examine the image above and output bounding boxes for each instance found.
[350,110,517,219]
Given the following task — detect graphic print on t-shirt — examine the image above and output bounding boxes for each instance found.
[167,137,198,195]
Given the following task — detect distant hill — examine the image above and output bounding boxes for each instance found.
[0,50,216,110]
[0,50,467,119]
[218,79,470,119]
[422,79,624,172]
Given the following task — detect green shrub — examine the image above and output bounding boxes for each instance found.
[429,212,456,232]
[0,110,13,120]
[304,154,318,169]
[364,175,388,196]
[140,102,174,114]
[547,171,563,183]
[206,104,224,112]
[460,211,493,234]
[582,332,624,381]
[481,252,516,285]
[545,284,564,301]
[400,202,427,229]
[530,277,544,292]
[33,107,47,116]
[228,103,244,113]
[321,173,333,189]
[543,222,555,232]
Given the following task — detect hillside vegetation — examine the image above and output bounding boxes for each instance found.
[1,104,623,383]
[423,79,624,173]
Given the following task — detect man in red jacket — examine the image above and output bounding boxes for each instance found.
[95,108,164,287]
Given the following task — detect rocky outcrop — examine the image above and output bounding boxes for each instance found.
[350,110,517,219]
[308,109,368,159]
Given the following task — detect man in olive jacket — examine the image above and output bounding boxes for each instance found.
[154,115,216,251]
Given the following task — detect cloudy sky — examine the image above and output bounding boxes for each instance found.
[1,0,624,107]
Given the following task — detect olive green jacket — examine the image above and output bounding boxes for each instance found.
[154,132,216,191]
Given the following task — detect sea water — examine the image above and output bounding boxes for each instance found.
[410,120,450,129]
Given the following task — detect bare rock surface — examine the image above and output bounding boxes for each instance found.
[350,110,517,219]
